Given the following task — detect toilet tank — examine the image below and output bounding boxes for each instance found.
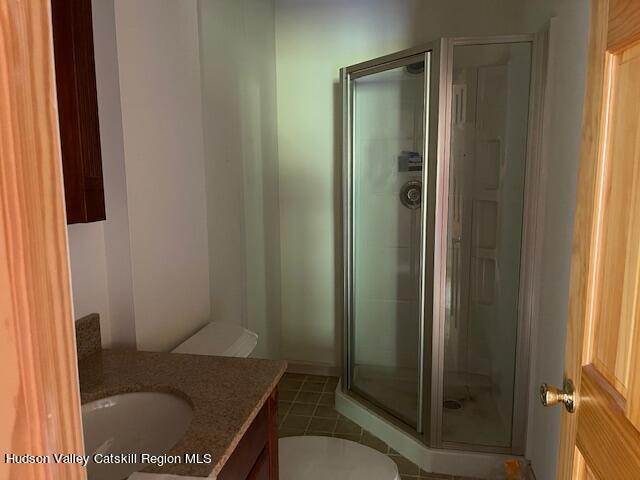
[171,322,258,358]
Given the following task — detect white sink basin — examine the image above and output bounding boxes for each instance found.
[82,391,193,480]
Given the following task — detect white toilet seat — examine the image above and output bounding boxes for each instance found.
[279,436,399,480]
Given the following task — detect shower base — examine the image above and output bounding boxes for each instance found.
[352,364,419,425]
[335,379,522,479]
[442,371,510,447]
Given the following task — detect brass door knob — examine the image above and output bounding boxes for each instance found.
[540,379,576,413]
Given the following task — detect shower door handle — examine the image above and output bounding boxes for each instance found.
[540,379,576,413]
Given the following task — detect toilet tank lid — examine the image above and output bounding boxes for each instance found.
[172,321,258,357]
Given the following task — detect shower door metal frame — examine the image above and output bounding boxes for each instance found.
[341,40,441,436]
[429,33,548,454]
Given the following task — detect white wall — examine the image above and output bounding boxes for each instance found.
[67,223,111,344]
[66,0,136,348]
[274,0,533,367]
[92,0,136,347]
[522,1,590,478]
[69,0,280,356]
[198,0,281,359]
[114,0,211,352]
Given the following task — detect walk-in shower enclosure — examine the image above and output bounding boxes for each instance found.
[342,35,545,454]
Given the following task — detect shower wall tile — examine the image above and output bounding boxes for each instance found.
[355,78,423,199]
[355,192,418,249]
[355,246,419,301]
[355,139,401,194]
[354,299,419,368]
[355,145,420,196]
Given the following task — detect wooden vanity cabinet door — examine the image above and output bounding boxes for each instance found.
[246,448,269,480]
[219,389,279,480]
[51,0,106,224]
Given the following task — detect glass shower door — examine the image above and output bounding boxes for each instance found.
[344,52,432,429]
[441,41,533,449]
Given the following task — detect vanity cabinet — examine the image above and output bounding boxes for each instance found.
[51,0,106,224]
[219,389,279,480]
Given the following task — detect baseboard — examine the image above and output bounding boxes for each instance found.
[286,360,341,377]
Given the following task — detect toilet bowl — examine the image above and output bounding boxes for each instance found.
[171,321,258,358]
[279,436,399,480]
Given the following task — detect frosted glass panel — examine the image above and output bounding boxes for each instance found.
[442,42,531,447]
[351,60,426,427]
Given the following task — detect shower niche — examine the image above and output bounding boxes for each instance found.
[341,35,544,455]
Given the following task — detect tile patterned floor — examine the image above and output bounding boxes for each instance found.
[277,373,482,480]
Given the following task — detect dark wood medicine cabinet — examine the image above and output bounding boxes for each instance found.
[51,0,106,224]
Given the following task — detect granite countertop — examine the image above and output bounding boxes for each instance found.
[79,349,286,478]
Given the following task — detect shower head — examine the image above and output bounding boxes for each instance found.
[405,62,425,75]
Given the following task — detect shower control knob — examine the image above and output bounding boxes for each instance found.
[400,180,422,209]
[540,379,576,413]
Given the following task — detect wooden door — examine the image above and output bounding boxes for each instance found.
[0,1,84,478]
[556,0,640,478]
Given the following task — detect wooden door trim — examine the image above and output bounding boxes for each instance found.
[0,1,84,478]
[557,0,610,477]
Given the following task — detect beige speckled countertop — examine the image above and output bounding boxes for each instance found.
[79,349,286,478]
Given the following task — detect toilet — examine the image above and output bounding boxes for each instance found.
[279,436,399,480]
[171,321,258,357]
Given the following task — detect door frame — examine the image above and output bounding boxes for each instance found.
[432,34,547,455]
[0,1,84,478]
[555,0,608,472]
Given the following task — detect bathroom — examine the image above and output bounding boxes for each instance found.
[2,0,595,479]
